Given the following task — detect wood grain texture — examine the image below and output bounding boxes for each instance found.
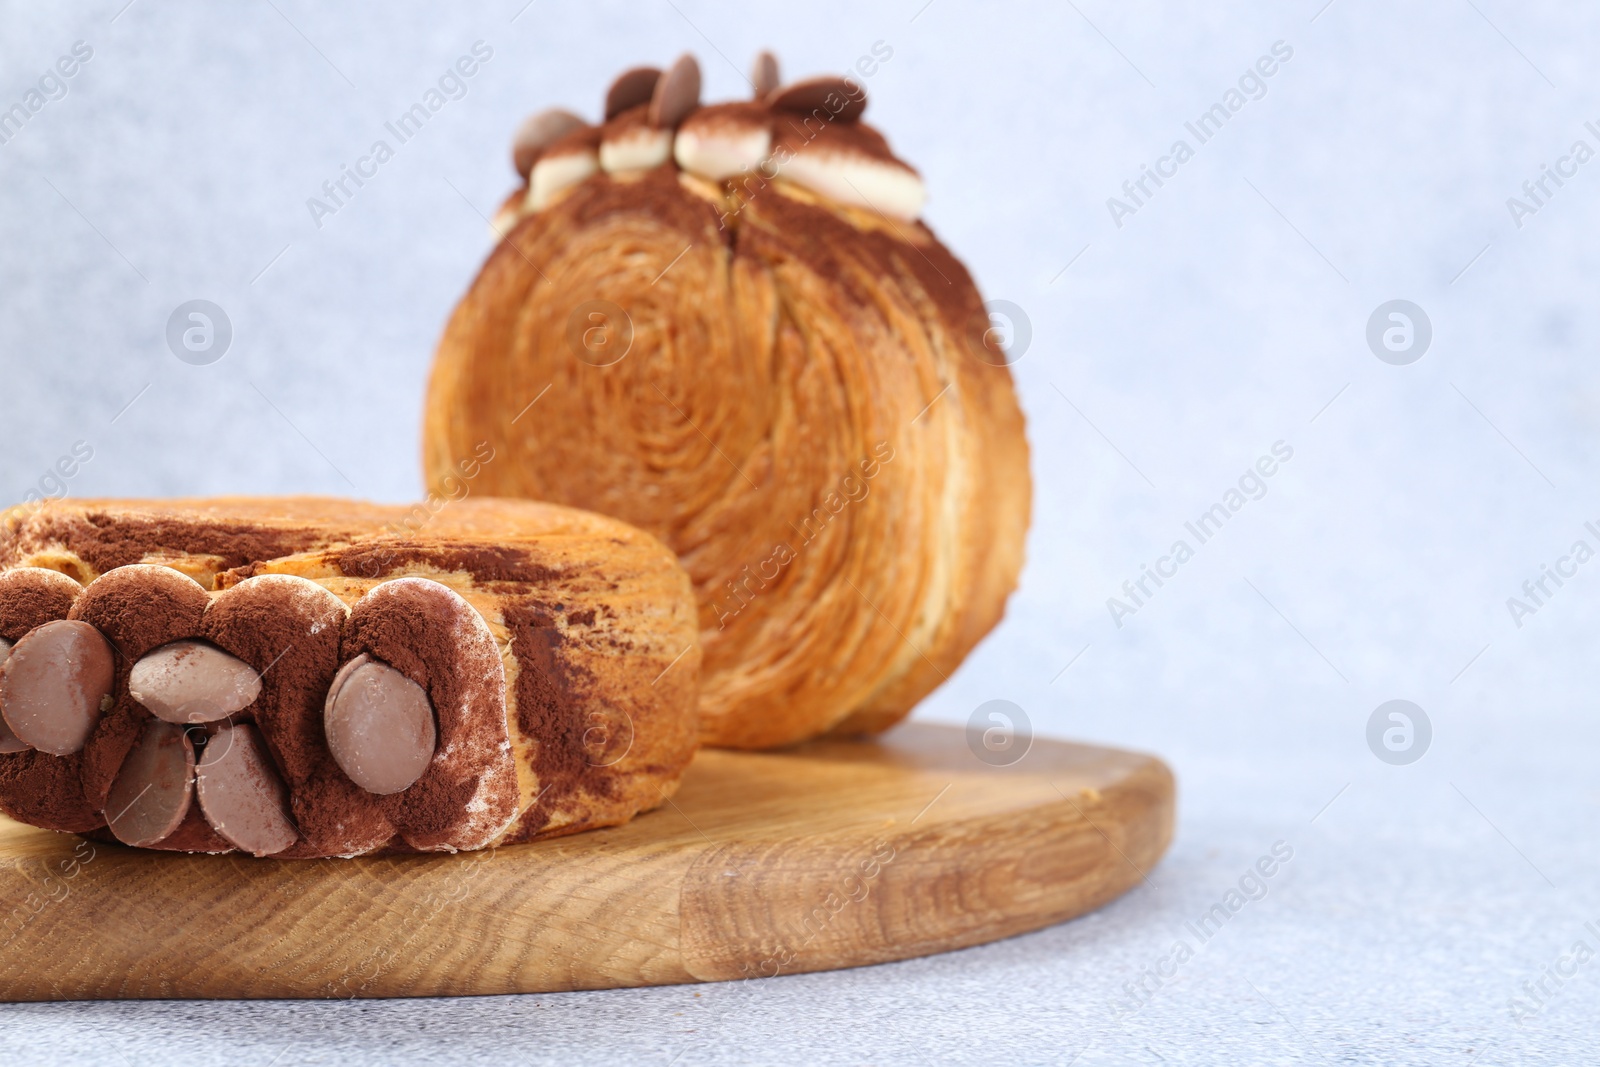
[0,724,1173,1001]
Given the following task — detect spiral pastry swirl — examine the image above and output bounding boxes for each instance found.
[424,55,1030,748]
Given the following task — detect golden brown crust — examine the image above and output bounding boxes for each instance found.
[0,497,699,854]
[423,163,1029,749]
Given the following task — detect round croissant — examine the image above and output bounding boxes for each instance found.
[424,57,1030,749]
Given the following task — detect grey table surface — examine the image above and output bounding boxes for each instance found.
[2,1,1598,1063]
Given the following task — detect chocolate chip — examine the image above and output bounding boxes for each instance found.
[0,639,21,752]
[105,719,194,847]
[768,75,867,122]
[512,107,588,179]
[129,640,262,724]
[605,66,661,120]
[0,620,114,755]
[323,654,436,795]
[648,53,701,129]
[752,51,780,98]
[195,721,298,856]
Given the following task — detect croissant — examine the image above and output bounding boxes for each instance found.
[0,496,698,856]
[424,53,1030,749]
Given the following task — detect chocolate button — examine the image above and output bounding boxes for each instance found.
[105,719,194,847]
[605,66,660,120]
[195,722,298,856]
[752,50,780,98]
[512,107,588,179]
[648,53,701,129]
[324,654,436,795]
[768,75,867,122]
[129,640,262,724]
[0,620,114,755]
[0,639,22,753]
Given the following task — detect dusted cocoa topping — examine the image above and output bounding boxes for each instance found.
[71,565,211,814]
[0,513,341,580]
[542,162,719,243]
[0,748,100,831]
[0,620,115,755]
[508,151,963,334]
[105,718,194,847]
[200,574,391,857]
[771,116,896,163]
[744,183,981,340]
[0,567,82,641]
[767,115,924,220]
[502,600,608,840]
[330,543,562,586]
[195,721,299,856]
[69,564,209,660]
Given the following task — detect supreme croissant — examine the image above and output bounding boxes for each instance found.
[0,497,698,857]
[424,52,1032,749]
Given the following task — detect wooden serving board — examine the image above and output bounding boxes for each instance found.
[0,723,1173,1001]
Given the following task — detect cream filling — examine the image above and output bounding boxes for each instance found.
[600,127,673,173]
[528,149,598,210]
[674,123,772,181]
[775,150,926,221]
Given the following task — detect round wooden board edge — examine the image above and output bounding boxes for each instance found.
[0,727,1175,1000]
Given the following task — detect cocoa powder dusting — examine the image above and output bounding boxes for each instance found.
[332,544,561,586]
[0,570,80,641]
[744,187,984,341]
[0,750,100,832]
[68,567,209,660]
[1,513,339,579]
[201,579,392,856]
[65,568,212,811]
[501,598,612,841]
[771,115,896,163]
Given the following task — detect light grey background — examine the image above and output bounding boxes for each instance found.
[1,1,1597,1064]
